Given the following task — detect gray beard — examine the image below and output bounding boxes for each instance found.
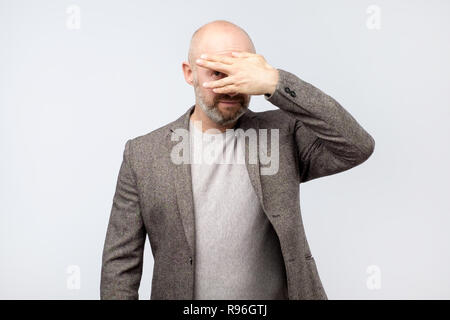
[194,80,249,126]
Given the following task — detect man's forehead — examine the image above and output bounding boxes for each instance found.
[202,49,244,56]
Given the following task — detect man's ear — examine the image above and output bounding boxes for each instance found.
[182,61,194,86]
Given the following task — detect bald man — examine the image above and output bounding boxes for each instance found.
[100,20,375,300]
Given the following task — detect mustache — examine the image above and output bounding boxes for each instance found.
[217,97,244,103]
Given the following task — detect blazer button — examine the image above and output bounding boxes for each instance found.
[284,87,291,94]
[189,257,193,265]
[290,91,296,98]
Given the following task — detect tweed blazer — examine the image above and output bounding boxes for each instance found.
[100,68,375,300]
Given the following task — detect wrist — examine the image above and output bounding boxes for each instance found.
[265,68,279,96]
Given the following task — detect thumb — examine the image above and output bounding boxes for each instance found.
[231,51,252,58]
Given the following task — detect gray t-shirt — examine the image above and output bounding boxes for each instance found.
[189,120,288,300]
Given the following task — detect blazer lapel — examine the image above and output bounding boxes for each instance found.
[236,110,266,213]
[167,105,196,257]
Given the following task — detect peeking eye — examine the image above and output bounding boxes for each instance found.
[213,71,222,77]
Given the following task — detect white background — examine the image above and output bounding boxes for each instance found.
[1,0,449,299]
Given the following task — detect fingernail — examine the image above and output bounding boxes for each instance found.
[202,82,208,87]
[200,54,207,59]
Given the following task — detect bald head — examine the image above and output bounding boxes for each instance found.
[188,20,256,68]
[182,21,254,128]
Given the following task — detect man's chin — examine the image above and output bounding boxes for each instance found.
[217,102,242,115]
[218,103,247,118]
[200,101,248,125]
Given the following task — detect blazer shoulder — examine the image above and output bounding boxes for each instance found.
[130,123,170,145]
[128,106,191,148]
[252,108,295,134]
[124,121,175,165]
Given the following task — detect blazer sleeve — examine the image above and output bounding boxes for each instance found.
[100,139,146,299]
[264,68,375,183]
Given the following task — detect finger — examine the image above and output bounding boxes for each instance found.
[231,51,253,58]
[196,59,231,73]
[212,84,239,94]
[203,76,235,89]
[200,53,235,65]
